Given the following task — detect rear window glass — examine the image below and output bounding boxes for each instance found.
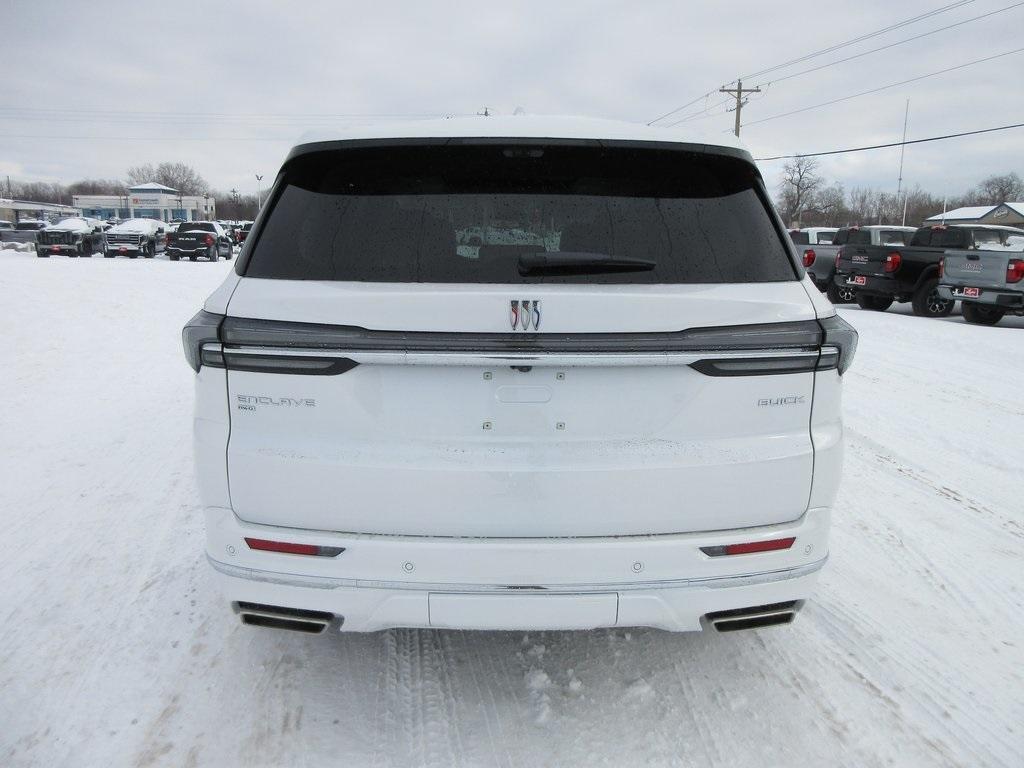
[910,228,968,248]
[243,144,796,284]
[178,222,215,232]
[788,230,810,245]
[880,230,912,245]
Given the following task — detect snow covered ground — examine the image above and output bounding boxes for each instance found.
[1,252,1022,767]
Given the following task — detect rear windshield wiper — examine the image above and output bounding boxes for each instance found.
[517,251,656,275]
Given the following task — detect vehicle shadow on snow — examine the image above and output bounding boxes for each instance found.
[838,302,1024,328]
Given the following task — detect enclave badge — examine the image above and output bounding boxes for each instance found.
[510,299,541,331]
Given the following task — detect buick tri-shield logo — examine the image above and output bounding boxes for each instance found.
[510,300,541,331]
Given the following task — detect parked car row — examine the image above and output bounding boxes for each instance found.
[791,222,1024,326]
[29,217,235,261]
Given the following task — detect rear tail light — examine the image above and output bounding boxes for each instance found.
[802,249,816,267]
[182,310,224,371]
[835,248,844,271]
[701,537,796,557]
[938,257,944,278]
[1007,259,1024,284]
[204,233,214,245]
[818,313,858,374]
[884,251,902,273]
[244,538,345,557]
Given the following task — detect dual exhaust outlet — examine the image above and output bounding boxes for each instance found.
[704,600,802,632]
[234,602,339,634]
[234,600,802,634]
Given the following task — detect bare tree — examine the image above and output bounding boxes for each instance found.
[126,162,209,195]
[971,173,1024,205]
[67,179,127,196]
[777,157,823,225]
[815,183,846,226]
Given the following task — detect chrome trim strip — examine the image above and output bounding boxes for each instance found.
[218,345,823,368]
[207,554,827,593]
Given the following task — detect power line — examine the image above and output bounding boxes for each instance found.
[742,0,974,80]
[648,0,973,126]
[743,46,1024,128]
[752,1,1024,90]
[663,98,733,127]
[753,121,1024,161]
[647,90,720,125]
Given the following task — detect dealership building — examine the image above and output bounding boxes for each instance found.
[72,182,216,222]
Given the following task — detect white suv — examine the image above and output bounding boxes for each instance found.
[184,116,857,634]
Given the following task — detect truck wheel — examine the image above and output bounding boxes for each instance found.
[961,303,1004,326]
[911,278,953,318]
[143,243,155,259]
[168,252,179,261]
[104,250,114,258]
[855,294,893,312]
[189,255,197,261]
[826,283,855,304]
[208,245,218,262]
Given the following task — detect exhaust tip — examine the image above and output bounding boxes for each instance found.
[705,600,800,633]
[233,602,337,634]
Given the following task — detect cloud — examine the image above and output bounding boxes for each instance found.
[4,0,1022,197]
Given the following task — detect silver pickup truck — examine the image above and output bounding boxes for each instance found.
[938,232,1024,325]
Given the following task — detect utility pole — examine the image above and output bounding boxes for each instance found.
[719,79,761,137]
[896,99,910,226]
[255,175,263,212]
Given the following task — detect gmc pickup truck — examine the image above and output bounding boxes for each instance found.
[799,225,914,304]
[938,234,1024,325]
[833,224,1024,317]
[36,217,108,257]
[103,218,167,258]
[0,220,49,246]
[165,221,233,262]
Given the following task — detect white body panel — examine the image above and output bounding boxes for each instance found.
[190,117,850,632]
[223,279,819,537]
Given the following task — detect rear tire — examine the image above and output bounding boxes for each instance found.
[911,278,953,318]
[168,252,179,261]
[143,242,155,259]
[961,303,1004,326]
[208,245,218,262]
[855,294,893,312]
[826,283,856,304]
[104,250,114,258]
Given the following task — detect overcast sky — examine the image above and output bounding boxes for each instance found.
[4,0,1022,200]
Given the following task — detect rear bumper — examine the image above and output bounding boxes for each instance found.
[38,242,78,254]
[834,272,902,297]
[204,506,831,632]
[937,285,1024,308]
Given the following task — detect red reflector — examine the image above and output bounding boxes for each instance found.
[701,537,796,557]
[244,537,344,557]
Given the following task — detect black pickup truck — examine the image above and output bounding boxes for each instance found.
[165,221,233,262]
[833,224,1024,317]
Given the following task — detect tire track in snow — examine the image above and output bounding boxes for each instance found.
[377,629,466,767]
[810,599,1015,767]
